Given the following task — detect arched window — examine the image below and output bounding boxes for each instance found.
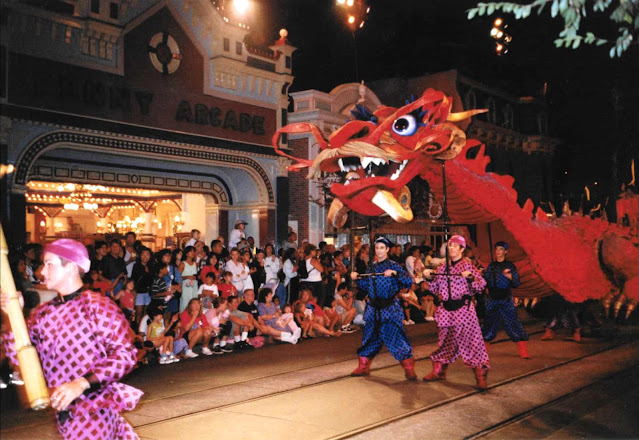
[464,90,477,110]
[537,112,549,135]
[503,103,514,129]
[485,97,497,124]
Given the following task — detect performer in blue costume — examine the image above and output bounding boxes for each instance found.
[350,237,417,380]
[481,241,530,359]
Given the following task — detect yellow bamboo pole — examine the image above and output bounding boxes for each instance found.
[0,225,50,410]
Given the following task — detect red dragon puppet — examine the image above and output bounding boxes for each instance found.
[273,89,638,318]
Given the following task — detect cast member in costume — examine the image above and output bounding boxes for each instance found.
[1,239,142,439]
[423,235,489,389]
[481,241,530,358]
[350,237,417,380]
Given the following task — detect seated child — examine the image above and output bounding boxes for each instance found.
[275,303,300,335]
[88,269,122,297]
[217,271,238,299]
[114,277,136,325]
[323,299,342,332]
[400,285,425,325]
[146,308,179,364]
[294,301,314,338]
[198,272,219,311]
[205,297,232,354]
[417,280,436,322]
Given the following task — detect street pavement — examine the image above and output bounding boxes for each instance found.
[1,316,638,440]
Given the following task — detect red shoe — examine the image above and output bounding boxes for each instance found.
[474,367,488,390]
[567,328,582,343]
[517,341,531,359]
[351,356,372,376]
[423,361,447,381]
[540,328,555,341]
[400,357,417,381]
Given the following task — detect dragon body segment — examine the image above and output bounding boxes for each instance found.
[274,89,638,314]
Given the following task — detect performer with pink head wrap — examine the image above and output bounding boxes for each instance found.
[1,239,142,439]
[422,235,490,389]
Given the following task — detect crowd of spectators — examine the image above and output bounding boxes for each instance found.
[5,224,469,371]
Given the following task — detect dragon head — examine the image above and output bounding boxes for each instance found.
[273,88,485,227]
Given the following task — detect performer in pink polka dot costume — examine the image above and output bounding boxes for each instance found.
[1,239,142,439]
[423,235,490,389]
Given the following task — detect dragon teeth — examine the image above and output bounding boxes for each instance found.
[338,158,347,172]
[390,160,408,181]
[361,157,386,170]
[361,157,374,170]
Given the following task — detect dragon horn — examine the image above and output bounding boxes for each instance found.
[447,109,488,122]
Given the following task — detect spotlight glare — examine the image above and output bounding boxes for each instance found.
[232,0,249,15]
[496,30,503,38]
[490,28,498,37]
[346,0,354,6]
[348,15,355,24]
[337,0,346,4]
[494,18,502,26]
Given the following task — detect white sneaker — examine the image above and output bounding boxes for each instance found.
[168,354,179,363]
[408,319,415,325]
[426,316,435,322]
[403,320,410,326]
[294,328,302,340]
[201,347,213,356]
[185,349,199,358]
[159,356,168,365]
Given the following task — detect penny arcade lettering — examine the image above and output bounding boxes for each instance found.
[25,74,267,136]
[174,100,265,135]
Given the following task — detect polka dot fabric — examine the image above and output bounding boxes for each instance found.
[428,259,490,369]
[482,298,529,342]
[358,301,413,360]
[2,290,142,439]
[356,259,415,361]
[357,259,414,300]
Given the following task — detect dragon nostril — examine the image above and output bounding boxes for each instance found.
[348,127,370,140]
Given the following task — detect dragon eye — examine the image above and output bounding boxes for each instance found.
[392,115,418,136]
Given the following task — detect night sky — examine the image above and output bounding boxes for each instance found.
[250,0,637,206]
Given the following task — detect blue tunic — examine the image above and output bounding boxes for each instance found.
[356,259,415,361]
[481,260,528,342]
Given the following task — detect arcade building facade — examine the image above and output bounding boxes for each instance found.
[1,0,295,249]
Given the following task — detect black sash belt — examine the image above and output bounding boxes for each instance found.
[369,297,396,310]
[442,295,472,311]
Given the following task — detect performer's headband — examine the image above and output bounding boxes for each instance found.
[374,237,391,248]
[494,241,509,250]
[44,239,91,273]
[448,235,466,249]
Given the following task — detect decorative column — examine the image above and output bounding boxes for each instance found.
[142,211,154,248]
[275,157,291,248]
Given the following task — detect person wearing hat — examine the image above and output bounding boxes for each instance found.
[481,241,530,359]
[1,239,142,439]
[350,236,419,380]
[423,235,490,389]
[229,220,247,250]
